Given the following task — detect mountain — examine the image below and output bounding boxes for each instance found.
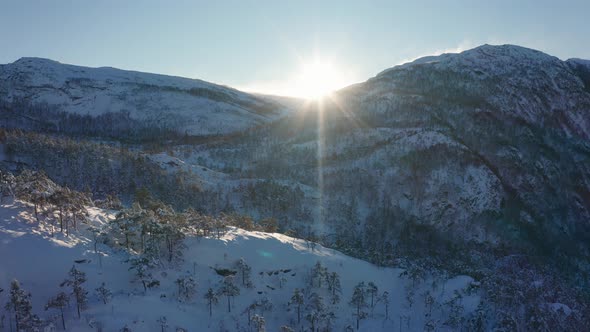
[3,45,589,257]
[188,44,590,260]
[0,57,292,136]
[334,44,590,250]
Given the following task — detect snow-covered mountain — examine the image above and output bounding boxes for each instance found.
[334,44,590,244]
[3,45,589,255]
[362,44,590,139]
[0,57,292,135]
[179,44,590,257]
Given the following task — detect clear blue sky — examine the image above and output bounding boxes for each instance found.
[1,0,589,96]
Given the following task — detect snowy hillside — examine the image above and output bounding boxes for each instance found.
[0,58,292,135]
[0,200,480,331]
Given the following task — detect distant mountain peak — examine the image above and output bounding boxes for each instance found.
[11,57,64,69]
[377,44,566,78]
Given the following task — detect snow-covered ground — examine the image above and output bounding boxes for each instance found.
[0,200,479,331]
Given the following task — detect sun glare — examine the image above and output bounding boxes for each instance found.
[293,59,347,99]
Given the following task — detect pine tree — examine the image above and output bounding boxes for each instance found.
[234,258,252,287]
[7,280,41,332]
[367,282,378,309]
[95,282,112,304]
[381,291,390,319]
[157,316,168,332]
[243,302,257,326]
[424,319,436,332]
[349,282,368,330]
[89,226,107,255]
[14,170,57,224]
[327,272,342,304]
[0,170,15,202]
[252,314,266,332]
[424,290,434,314]
[151,202,187,263]
[257,296,273,316]
[49,187,72,235]
[217,276,240,313]
[45,291,69,330]
[204,288,218,317]
[128,256,160,292]
[175,275,197,303]
[306,292,326,332]
[111,204,143,251]
[60,265,88,318]
[289,288,304,324]
[311,261,327,288]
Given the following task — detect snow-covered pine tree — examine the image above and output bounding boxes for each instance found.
[7,279,41,332]
[128,256,159,292]
[380,291,390,319]
[156,316,168,332]
[257,296,273,316]
[251,314,266,332]
[45,291,69,329]
[88,226,107,255]
[95,282,112,304]
[15,170,58,224]
[111,202,143,251]
[48,187,71,235]
[204,288,218,317]
[289,288,304,324]
[326,272,342,304]
[160,219,186,264]
[367,282,378,309]
[310,261,328,288]
[423,290,435,315]
[305,292,326,332]
[0,169,15,202]
[349,282,368,330]
[217,276,240,313]
[60,265,88,318]
[243,302,258,326]
[234,258,252,287]
[175,275,197,303]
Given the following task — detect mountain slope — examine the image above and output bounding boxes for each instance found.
[0,200,480,331]
[338,44,590,250]
[0,57,291,135]
[188,44,590,260]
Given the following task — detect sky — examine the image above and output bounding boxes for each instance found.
[1,0,589,97]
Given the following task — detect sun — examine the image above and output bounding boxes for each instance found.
[293,59,347,99]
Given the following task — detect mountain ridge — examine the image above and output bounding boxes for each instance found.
[0,57,293,136]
